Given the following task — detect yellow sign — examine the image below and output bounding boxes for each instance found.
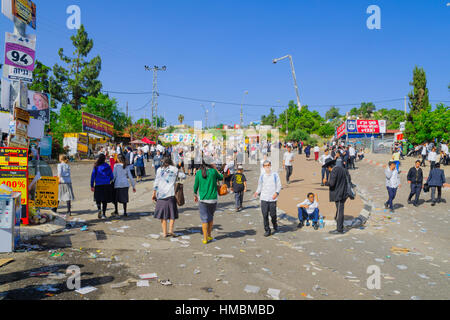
[0,148,28,171]
[0,171,27,205]
[28,176,59,208]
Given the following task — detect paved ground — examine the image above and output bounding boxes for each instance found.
[0,152,449,300]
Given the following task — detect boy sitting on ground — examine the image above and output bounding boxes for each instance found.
[297,193,320,230]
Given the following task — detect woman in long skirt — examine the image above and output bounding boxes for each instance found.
[113,155,136,217]
[134,149,146,182]
[56,155,75,217]
[91,154,114,219]
[152,157,185,237]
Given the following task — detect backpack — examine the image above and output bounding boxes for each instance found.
[345,170,355,200]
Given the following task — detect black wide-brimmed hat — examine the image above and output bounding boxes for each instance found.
[322,159,336,169]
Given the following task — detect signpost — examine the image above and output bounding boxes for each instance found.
[4,32,36,71]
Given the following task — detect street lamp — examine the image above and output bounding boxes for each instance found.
[211,103,216,128]
[201,104,209,129]
[273,55,302,111]
[240,91,249,128]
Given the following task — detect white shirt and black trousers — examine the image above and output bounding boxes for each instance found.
[385,168,400,210]
[256,172,282,235]
[284,152,294,183]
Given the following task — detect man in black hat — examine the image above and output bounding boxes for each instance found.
[323,159,351,234]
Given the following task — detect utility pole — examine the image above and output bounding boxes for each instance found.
[240,91,248,128]
[404,96,407,120]
[273,55,302,111]
[126,102,129,118]
[201,104,208,129]
[145,65,167,128]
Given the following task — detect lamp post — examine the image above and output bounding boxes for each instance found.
[273,55,302,111]
[201,104,209,129]
[240,91,248,128]
[145,65,167,128]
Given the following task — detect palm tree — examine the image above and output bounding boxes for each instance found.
[178,114,184,124]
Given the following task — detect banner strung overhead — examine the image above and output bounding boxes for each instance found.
[82,112,114,138]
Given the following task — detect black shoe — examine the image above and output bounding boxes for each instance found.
[407,200,412,205]
[329,230,346,235]
[123,212,128,217]
[413,203,419,207]
[313,223,319,231]
[431,202,436,207]
[297,222,304,229]
[273,226,279,233]
[264,230,271,237]
[384,202,389,209]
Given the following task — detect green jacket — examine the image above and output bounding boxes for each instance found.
[194,168,224,201]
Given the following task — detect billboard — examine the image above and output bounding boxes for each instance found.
[82,112,114,138]
[336,122,346,139]
[355,120,386,134]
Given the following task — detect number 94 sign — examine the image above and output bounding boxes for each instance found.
[4,32,36,72]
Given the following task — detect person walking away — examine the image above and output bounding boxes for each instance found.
[392,148,401,172]
[176,148,185,173]
[349,145,356,169]
[304,145,311,159]
[283,145,295,185]
[426,163,448,206]
[231,165,247,212]
[142,144,150,162]
[297,193,320,230]
[319,149,333,186]
[153,157,186,237]
[194,158,224,244]
[428,147,437,171]
[125,146,136,179]
[91,154,114,219]
[56,155,75,217]
[254,160,282,237]
[223,157,236,188]
[420,143,428,167]
[112,155,136,217]
[385,161,401,213]
[441,142,449,166]
[298,141,303,155]
[407,160,423,207]
[134,149,146,182]
[323,159,351,234]
[313,145,320,162]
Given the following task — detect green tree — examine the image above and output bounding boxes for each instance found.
[359,102,376,119]
[318,123,336,137]
[373,108,405,130]
[53,25,102,110]
[153,116,166,128]
[261,108,278,126]
[325,106,341,120]
[81,93,130,133]
[405,104,449,144]
[408,66,430,119]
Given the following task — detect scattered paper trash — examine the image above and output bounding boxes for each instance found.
[139,273,158,280]
[244,285,260,294]
[159,279,172,286]
[111,281,129,289]
[80,226,88,232]
[391,247,410,254]
[137,280,150,287]
[267,288,281,300]
[142,243,151,248]
[397,265,408,270]
[75,286,97,295]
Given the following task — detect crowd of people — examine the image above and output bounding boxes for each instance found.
[52,136,448,241]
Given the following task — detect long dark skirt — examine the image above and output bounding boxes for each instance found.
[94,184,114,203]
[114,187,129,204]
[135,166,145,177]
[154,197,178,220]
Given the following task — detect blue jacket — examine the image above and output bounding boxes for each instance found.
[426,168,446,187]
[91,163,114,188]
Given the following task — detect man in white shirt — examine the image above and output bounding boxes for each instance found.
[283,145,295,185]
[420,143,428,167]
[348,145,356,170]
[142,144,150,162]
[297,193,320,230]
[441,142,449,166]
[385,161,401,213]
[254,160,282,237]
[428,147,437,170]
[319,149,333,186]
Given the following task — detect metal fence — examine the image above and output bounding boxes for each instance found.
[349,137,394,154]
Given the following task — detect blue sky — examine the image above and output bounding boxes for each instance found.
[1,0,449,126]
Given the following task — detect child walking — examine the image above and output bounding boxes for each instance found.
[56,155,75,217]
[113,155,136,217]
[231,165,247,212]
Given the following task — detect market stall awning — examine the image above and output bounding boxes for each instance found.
[142,137,156,145]
[130,140,144,144]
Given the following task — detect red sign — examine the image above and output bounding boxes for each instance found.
[356,120,382,134]
[336,122,346,138]
[82,112,114,138]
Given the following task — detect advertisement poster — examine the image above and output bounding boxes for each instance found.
[77,133,88,155]
[356,120,383,134]
[28,176,58,208]
[27,91,50,123]
[336,122,346,139]
[82,112,114,138]
[0,147,28,171]
[2,0,37,29]
[4,64,33,83]
[4,32,36,71]
[39,136,52,157]
[0,171,27,206]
